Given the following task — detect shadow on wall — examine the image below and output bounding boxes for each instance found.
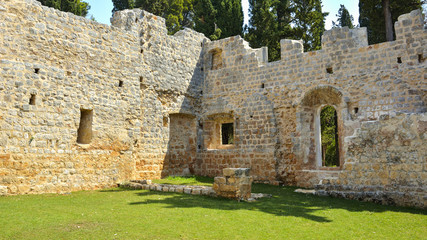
[159,46,205,178]
[128,184,426,223]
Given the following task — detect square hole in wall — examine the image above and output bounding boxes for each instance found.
[326,67,333,74]
[354,107,359,114]
[119,80,124,87]
[34,68,40,74]
[418,54,424,63]
[397,57,402,64]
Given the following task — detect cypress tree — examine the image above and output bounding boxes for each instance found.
[332,4,354,29]
[359,0,421,44]
[291,0,328,51]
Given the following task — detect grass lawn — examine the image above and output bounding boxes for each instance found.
[0,177,426,240]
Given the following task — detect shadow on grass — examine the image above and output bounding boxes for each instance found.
[128,184,426,223]
[99,188,135,193]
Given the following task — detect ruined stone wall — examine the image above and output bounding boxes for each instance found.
[317,113,426,208]
[200,10,426,206]
[0,0,206,195]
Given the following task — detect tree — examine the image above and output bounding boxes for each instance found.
[37,0,90,17]
[112,0,135,13]
[112,0,192,35]
[291,0,328,52]
[332,4,354,28]
[359,0,422,44]
[213,0,244,38]
[193,0,218,39]
[320,106,339,167]
[245,0,280,61]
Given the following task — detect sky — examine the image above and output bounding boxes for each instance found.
[86,0,360,30]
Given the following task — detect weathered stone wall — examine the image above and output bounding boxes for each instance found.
[200,10,426,207]
[0,0,425,207]
[317,113,426,208]
[0,0,206,194]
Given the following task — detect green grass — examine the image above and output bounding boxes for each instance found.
[152,175,214,186]
[0,179,426,240]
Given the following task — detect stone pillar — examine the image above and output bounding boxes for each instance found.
[213,168,253,201]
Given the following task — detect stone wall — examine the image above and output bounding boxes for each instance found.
[317,113,426,208]
[199,10,426,207]
[0,0,425,207]
[0,0,206,194]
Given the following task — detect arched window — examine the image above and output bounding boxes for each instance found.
[320,106,339,167]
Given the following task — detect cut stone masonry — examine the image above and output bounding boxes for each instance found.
[0,0,425,208]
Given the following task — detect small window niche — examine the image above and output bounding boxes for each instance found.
[29,94,36,105]
[34,68,40,74]
[210,48,223,70]
[261,83,265,89]
[77,109,93,144]
[221,123,234,145]
[326,67,333,74]
[204,113,235,149]
[397,57,402,64]
[118,80,124,87]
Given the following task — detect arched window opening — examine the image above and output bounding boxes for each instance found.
[320,106,339,167]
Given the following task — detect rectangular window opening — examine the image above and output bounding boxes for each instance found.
[221,123,234,145]
[77,109,93,144]
[29,94,36,105]
[397,57,402,64]
[34,68,40,74]
[119,80,124,87]
[354,107,359,114]
[326,67,333,74]
[261,83,265,89]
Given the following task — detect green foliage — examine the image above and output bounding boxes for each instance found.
[332,4,354,28]
[37,0,90,17]
[213,0,244,38]
[153,175,214,186]
[291,0,328,52]
[320,106,338,167]
[111,0,242,38]
[245,0,281,61]
[0,184,426,239]
[193,0,218,38]
[359,0,422,44]
[245,0,327,61]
